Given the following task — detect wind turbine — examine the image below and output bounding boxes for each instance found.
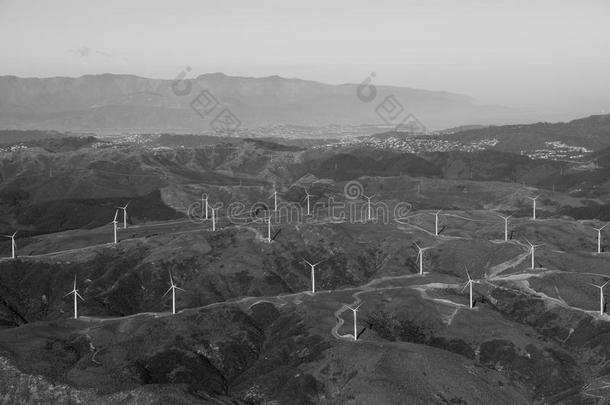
[302,188,314,216]
[527,194,540,220]
[462,267,477,309]
[414,243,430,275]
[117,202,130,229]
[303,258,325,293]
[64,276,84,319]
[525,238,543,269]
[432,210,442,236]
[202,193,209,219]
[2,231,17,259]
[112,210,119,244]
[589,281,609,316]
[497,213,512,241]
[269,186,278,212]
[362,194,376,222]
[593,222,609,253]
[346,302,363,341]
[163,272,185,315]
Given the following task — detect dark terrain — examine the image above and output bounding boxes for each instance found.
[0,128,610,403]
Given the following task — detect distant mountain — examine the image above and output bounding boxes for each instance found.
[0,73,522,132]
[442,114,610,152]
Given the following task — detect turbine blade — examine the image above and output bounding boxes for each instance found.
[162,287,173,297]
[113,210,118,221]
[76,292,85,301]
[175,287,186,292]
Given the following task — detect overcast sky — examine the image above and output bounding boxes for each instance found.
[1,0,609,118]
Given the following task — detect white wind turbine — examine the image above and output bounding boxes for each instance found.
[117,202,130,229]
[593,222,609,254]
[346,302,363,341]
[302,188,314,216]
[462,267,478,309]
[527,194,540,220]
[525,238,543,269]
[201,193,209,220]
[362,194,376,222]
[2,231,17,259]
[432,210,442,236]
[497,213,512,241]
[303,258,325,293]
[414,242,430,275]
[112,210,119,244]
[163,272,185,315]
[589,281,609,316]
[64,276,84,319]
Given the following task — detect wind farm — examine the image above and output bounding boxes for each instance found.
[1,151,610,403]
[3,1,610,402]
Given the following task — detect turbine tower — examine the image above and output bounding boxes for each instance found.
[202,193,209,219]
[432,210,442,236]
[269,187,278,212]
[497,214,512,241]
[163,272,185,315]
[362,194,376,222]
[303,259,325,293]
[589,281,609,315]
[64,276,84,319]
[593,222,609,253]
[463,267,477,309]
[117,202,130,229]
[414,243,429,275]
[265,212,273,243]
[527,194,540,220]
[346,302,363,341]
[112,210,119,244]
[525,238,543,269]
[2,231,17,259]
[211,207,217,231]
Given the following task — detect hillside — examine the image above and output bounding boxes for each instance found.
[442,114,610,153]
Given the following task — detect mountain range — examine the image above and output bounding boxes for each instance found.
[0,73,524,132]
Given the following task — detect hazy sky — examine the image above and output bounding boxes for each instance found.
[1,0,609,118]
